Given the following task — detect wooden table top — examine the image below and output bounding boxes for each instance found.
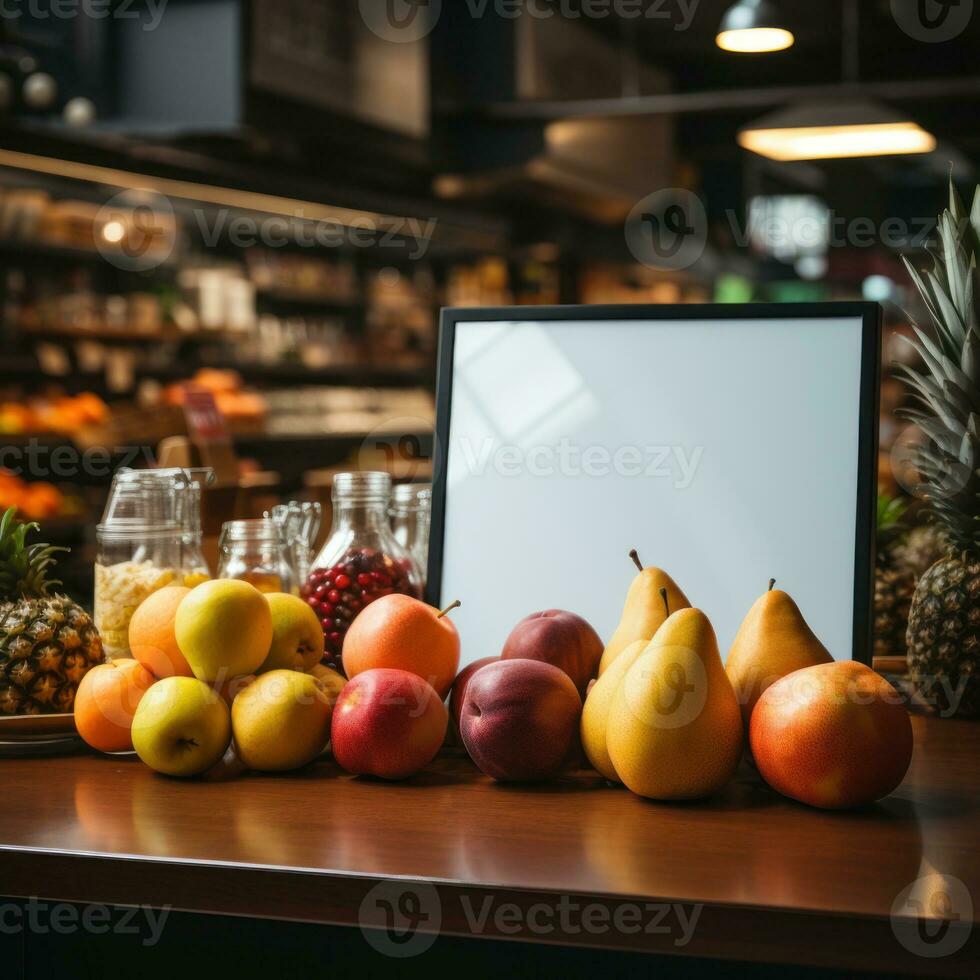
[1,714,978,975]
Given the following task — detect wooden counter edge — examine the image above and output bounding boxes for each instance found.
[1,848,974,977]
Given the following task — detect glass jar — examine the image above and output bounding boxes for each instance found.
[95,522,183,660]
[303,471,421,671]
[390,483,432,588]
[104,466,212,588]
[217,519,296,594]
[180,480,211,587]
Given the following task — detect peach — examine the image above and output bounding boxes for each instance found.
[342,594,461,698]
[128,586,193,678]
[460,659,582,781]
[500,609,603,696]
[449,656,497,731]
[331,668,447,780]
[75,659,157,753]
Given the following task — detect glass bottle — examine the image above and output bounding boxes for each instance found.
[217,519,296,594]
[303,472,421,672]
[389,483,432,589]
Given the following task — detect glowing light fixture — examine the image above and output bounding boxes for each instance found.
[101,220,125,244]
[717,0,794,53]
[738,101,937,161]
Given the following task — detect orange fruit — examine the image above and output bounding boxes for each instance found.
[75,659,156,753]
[129,586,194,679]
[750,660,913,809]
[342,594,460,698]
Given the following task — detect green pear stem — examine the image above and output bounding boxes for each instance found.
[438,599,462,620]
[629,549,643,572]
[768,578,776,592]
[659,587,669,618]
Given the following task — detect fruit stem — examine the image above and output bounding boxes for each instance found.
[629,549,643,572]
[768,578,776,592]
[438,599,462,619]
[659,587,669,617]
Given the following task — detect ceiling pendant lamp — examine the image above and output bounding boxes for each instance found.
[737,100,937,161]
[716,0,794,53]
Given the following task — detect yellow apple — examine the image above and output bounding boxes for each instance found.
[258,593,324,672]
[231,669,333,771]
[174,579,272,682]
[308,662,347,705]
[132,676,231,777]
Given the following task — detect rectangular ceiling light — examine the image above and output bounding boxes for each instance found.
[739,121,937,161]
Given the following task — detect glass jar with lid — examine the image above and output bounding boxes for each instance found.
[389,483,432,588]
[94,522,183,660]
[217,519,296,594]
[179,477,211,587]
[303,472,421,672]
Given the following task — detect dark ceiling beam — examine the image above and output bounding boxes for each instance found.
[477,76,980,121]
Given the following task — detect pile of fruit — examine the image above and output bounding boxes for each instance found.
[454,551,913,809]
[0,472,68,521]
[0,393,109,436]
[71,531,915,811]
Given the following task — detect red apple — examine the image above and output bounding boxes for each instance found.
[500,609,603,696]
[460,659,582,781]
[331,668,447,780]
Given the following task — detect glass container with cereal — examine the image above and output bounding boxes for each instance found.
[94,523,183,660]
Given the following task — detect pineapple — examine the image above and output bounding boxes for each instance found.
[894,524,947,579]
[899,180,980,717]
[874,495,915,660]
[0,508,104,715]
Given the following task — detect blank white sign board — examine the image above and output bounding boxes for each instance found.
[428,305,879,668]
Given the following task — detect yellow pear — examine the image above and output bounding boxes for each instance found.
[581,639,647,781]
[607,604,742,800]
[725,579,833,731]
[599,550,690,675]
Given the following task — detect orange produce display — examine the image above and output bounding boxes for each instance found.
[342,594,461,698]
[74,659,157,753]
[750,660,913,809]
[128,586,194,679]
[0,473,64,520]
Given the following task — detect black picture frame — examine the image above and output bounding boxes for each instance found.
[426,303,882,665]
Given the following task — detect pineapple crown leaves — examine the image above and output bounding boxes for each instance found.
[0,507,67,600]
[877,494,908,551]
[898,179,980,553]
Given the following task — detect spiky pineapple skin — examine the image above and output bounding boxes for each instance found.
[874,563,915,659]
[906,554,980,718]
[0,595,104,715]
